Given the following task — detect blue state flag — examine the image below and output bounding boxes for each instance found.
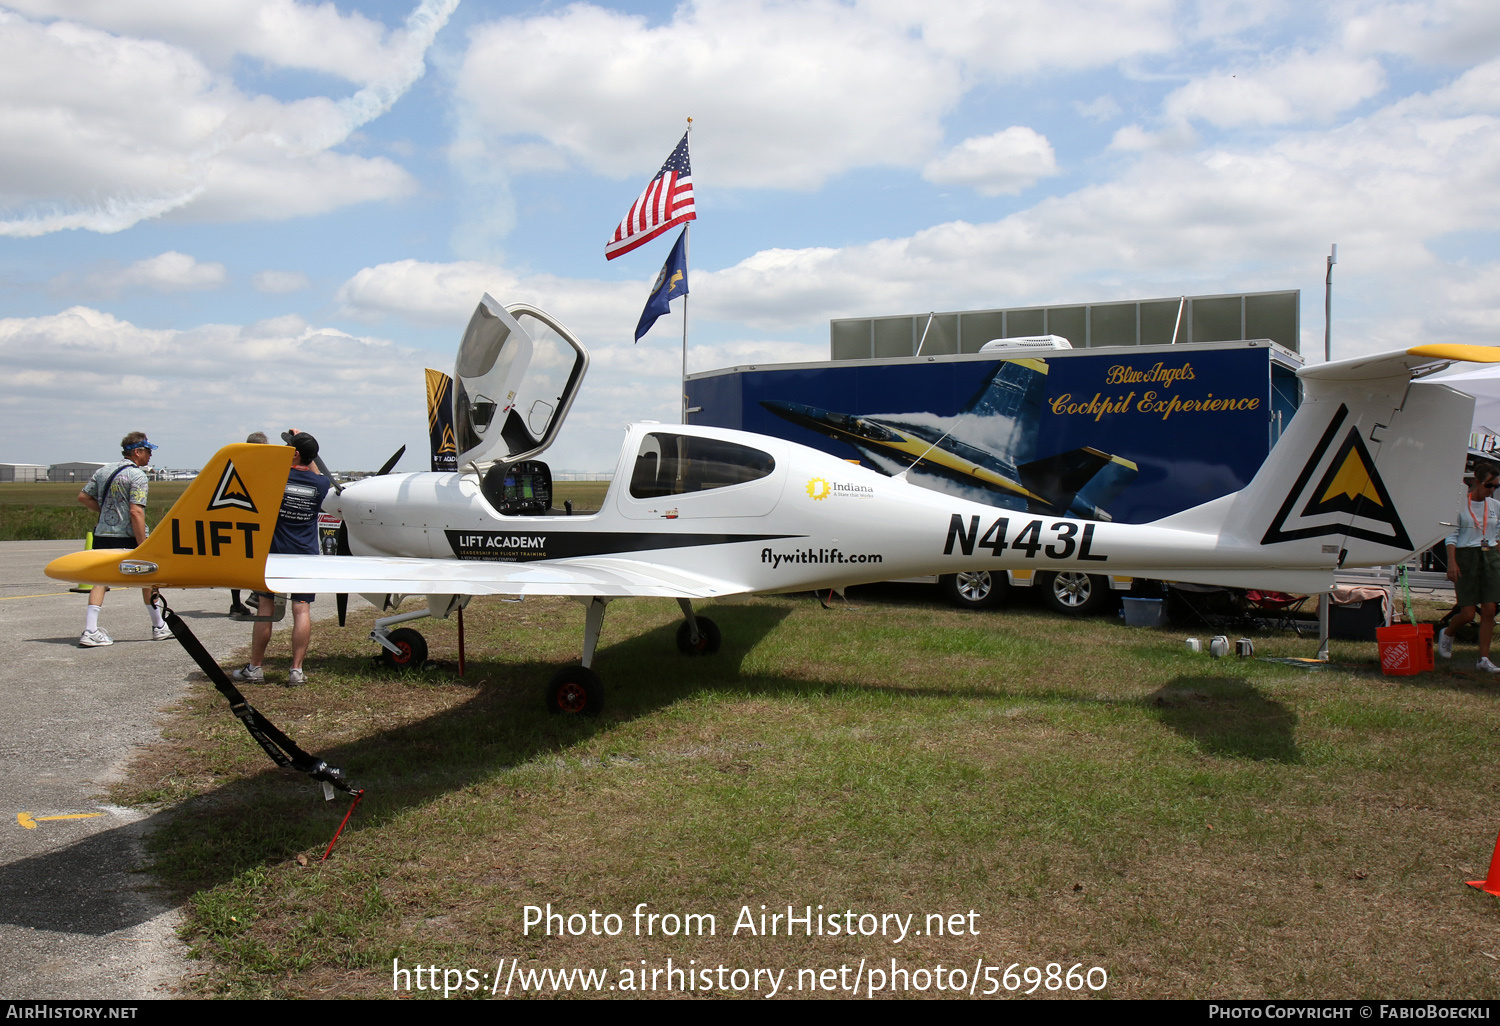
[634,228,689,342]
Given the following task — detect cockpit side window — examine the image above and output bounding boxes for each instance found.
[629,433,776,499]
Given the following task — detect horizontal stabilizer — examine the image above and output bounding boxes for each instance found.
[1018,446,1138,516]
[45,443,292,590]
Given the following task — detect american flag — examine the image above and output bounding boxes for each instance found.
[605,131,696,261]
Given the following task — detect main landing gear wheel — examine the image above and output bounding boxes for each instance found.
[675,616,721,656]
[1043,572,1111,616]
[381,627,428,671]
[940,571,1008,610]
[546,666,603,716]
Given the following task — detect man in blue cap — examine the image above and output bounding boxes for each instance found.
[76,430,171,647]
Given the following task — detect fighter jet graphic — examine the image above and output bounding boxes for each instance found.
[761,358,1137,522]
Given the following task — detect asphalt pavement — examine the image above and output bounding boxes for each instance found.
[0,539,351,999]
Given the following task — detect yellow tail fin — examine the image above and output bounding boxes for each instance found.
[45,444,293,591]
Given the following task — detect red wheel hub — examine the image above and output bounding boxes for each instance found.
[556,682,587,713]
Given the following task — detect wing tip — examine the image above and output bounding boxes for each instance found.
[1408,343,1500,364]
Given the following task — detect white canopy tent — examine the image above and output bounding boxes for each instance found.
[1437,366,1500,451]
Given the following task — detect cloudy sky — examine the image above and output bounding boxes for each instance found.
[2,0,1498,472]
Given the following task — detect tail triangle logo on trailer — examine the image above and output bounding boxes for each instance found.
[207,461,259,514]
[1262,404,1412,551]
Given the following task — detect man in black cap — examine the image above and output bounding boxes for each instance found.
[229,431,270,617]
[233,430,331,685]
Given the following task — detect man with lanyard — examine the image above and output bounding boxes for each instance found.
[76,431,171,647]
[233,431,331,686]
[1439,460,1500,672]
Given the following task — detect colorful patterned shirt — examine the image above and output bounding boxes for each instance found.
[83,460,149,538]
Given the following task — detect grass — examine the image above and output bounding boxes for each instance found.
[0,481,193,541]
[110,583,1500,1000]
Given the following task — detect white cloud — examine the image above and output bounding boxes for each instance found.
[1109,124,1160,151]
[454,0,961,190]
[1415,55,1500,115]
[671,71,1500,343]
[1163,49,1386,128]
[1340,0,1500,66]
[337,260,507,326]
[864,0,1181,77]
[922,128,1060,196]
[67,251,228,296]
[337,256,848,355]
[0,1,455,236]
[4,0,412,85]
[335,258,646,343]
[1075,95,1123,122]
[252,269,310,294]
[0,306,430,469]
[333,258,836,467]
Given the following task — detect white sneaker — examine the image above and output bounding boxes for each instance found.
[287,668,306,686]
[1478,657,1500,674]
[79,628,113,647]
[151,624,173,641]
[232,663,264,682]
[1438,629,1454,659]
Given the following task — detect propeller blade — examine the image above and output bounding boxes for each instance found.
[333,521,350,628]
[377,445,406,476]
[312,453,342,494]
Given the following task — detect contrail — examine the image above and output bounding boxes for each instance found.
[0,0,460,237]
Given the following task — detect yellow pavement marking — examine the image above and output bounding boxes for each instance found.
[17,811,105,830]
[0,592,75,601]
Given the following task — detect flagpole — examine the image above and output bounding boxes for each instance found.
[681,223,691,424]
[681,117,693,425]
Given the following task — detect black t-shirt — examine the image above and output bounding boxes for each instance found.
[271,466,332,555]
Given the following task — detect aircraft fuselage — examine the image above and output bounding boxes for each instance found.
[325,422,1329,597]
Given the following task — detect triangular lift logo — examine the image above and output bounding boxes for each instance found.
[438,424,457,455]
[207,461,258,514]
[1261,404,1412,552]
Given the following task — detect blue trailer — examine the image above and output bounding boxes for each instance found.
[685,338,1303,614]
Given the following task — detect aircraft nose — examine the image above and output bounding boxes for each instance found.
[760,400,833,426]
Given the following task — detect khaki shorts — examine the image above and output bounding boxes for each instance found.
[1455,546,1500,608]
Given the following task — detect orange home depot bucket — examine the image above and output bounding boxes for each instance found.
[1415,623,1434,671]
[1376,624,1425,676]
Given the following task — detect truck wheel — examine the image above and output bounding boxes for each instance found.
[1043,572,1112,616]
[940,571,1008,609]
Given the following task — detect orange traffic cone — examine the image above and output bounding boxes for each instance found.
[1468,829,1500,896]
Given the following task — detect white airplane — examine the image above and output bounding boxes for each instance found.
[44,295,1500,737]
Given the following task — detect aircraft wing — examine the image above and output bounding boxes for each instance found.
[263,553,751,600]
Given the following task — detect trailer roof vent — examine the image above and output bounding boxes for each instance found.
[978,335,1074,353]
